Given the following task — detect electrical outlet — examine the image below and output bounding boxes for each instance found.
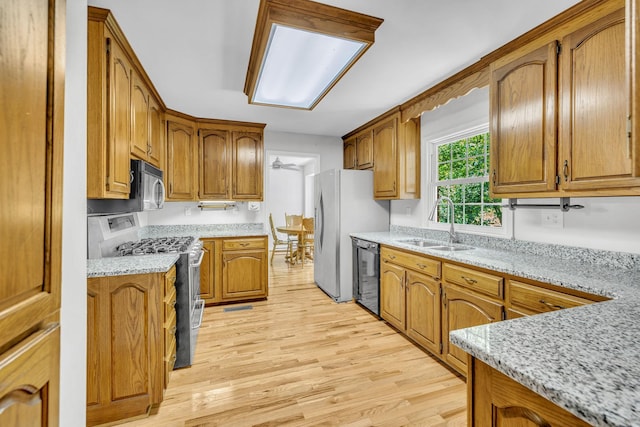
[541,211,563,228]
[184,207,192,216]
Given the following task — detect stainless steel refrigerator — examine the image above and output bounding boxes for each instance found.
[314,169,390,302]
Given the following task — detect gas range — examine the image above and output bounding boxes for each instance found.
[87,213,204,369]
[116,236,195,256]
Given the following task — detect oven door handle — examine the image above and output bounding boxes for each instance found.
[190,250,205,268]
[192,299,205,329]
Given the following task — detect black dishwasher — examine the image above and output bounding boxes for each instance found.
[351,237,380,316]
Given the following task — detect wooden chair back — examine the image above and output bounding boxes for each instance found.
[285,214,303,228]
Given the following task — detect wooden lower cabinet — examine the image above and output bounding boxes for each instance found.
[406,272,441,356]
[469,358,591,426]
[442,284,504,376]
[0,325,60,427]
[380,247,442,356]
[200,237,269,305]
[87,268,174,426]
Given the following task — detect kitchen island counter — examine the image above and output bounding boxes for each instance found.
[351,229,640,427]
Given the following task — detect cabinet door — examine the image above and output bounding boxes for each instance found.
[87,274,162,426]
[472,359,591,427]
[490,42,558,195]
[131,73,150,161]
[0,325,60,427]
[232,131,263,200]
[107,37,133,195]
[0,0,64,350]
[199,129,231,200]
[442,284,503,376]
[343,137,356,169]
[166,121,197,200]
[199,239,219,303]
[380,261,406,331]
[373,117,398,198]
[559,8,638,190]
[406,272,441,355]
[222,249,268,300]
[148,96,164,168]
[356,130,374,169]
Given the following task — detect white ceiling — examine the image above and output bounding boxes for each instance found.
[87,0,580,137]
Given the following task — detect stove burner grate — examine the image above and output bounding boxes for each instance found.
[116,236,195,256]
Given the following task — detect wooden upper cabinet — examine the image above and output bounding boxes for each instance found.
[559,7,639,190]
[131,72,150,161]
[107,37,133,196]
[87,12,133,199]
[232,131,263,200]
[148,96,164,169]
[489,0,638,198]
[1,0,64,361]
[196,123,264,201]
[356,130,374,169]
[345,108,420,200]
[490,42,558,195]
[166,118,198,201]
[343,136,356,169]
[373,117,398,198]
[199,128,231,200]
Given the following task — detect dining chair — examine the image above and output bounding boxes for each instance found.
[284,213,303,249]
[301,217,314,265]
[269,213,292,266]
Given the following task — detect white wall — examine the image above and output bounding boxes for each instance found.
[390,88,640,254]
[268,167,305,229]
[61,0,88,424]
[145,130,341,228]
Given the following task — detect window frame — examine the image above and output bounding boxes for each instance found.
[427,124,512,238]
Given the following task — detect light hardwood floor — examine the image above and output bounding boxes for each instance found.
[117,257,467,426]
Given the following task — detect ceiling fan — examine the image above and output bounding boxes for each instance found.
[271,157,299,170]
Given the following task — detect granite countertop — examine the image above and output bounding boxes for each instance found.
[87,254,179,277]
[87,223,267,278]
[351,230,640,427]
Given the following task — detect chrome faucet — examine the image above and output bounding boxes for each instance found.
[428,196,457,244]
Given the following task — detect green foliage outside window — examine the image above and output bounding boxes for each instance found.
[435,132,502,227]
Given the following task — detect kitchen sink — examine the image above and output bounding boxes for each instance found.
[429,245,474,252]
[396,238,441,247]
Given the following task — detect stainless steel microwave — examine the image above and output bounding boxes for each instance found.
[87,160,165,215]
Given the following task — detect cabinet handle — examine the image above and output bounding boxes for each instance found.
[240,242,250,247]
[147,143,152,156]
[388,254,396,260]
[492,169,496,185]
[416,263,427,270]
[563,160,569,182]
[461,275,477,285]
[539,299,566,310]
[442,291,447,308]
[171,299,176,308]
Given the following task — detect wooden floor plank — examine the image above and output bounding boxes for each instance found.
[115,257,466,426]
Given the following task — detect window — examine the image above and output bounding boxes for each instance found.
[431,127,502,229]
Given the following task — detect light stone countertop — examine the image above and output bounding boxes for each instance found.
[87,254,179,277]
[87,223,267,278]
[351,230,640,427]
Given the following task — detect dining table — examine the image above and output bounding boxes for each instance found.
[276,225,311,264]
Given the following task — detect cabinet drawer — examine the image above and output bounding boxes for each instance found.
[164,286,176,320]
[165,266,176,294]
[443,263,503,299]
[164,310,176,349]
[222,238,265,250]
[381,248,440,278]
[508,280,594,315]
